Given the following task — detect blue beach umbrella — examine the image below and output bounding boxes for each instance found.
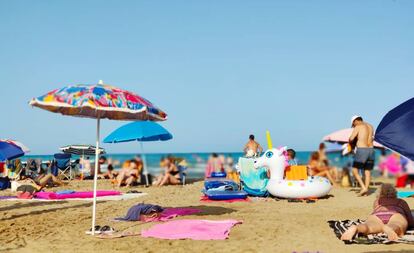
[0,140,29,161]
[104,121,173,186]
[375,97,414,161]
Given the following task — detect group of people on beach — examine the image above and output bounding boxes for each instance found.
[238,116,414,242]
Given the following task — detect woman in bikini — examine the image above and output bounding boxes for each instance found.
[154,157,181,186]
[116,160,141,187]
[308,152,337,186]
[341,183,414,241]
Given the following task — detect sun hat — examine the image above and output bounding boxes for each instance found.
[351,115,362,127]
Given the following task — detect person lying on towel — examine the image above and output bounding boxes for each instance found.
[341,184,414,241]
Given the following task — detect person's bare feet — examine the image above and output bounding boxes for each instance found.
[357,188,368,196]
[341,225,357,241]
[383,225,399,241]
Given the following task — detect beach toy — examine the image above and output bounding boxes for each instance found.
[205,190,248,200]
[253,147,332,199]
[266,130,273,150]
[210,172,227,178]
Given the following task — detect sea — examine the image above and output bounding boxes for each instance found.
[21,150,384,179]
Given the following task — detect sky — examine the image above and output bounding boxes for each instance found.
[0,0,413,154]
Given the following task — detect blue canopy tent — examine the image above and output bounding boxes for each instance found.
[104,121,173,186]
[375,97,414,161]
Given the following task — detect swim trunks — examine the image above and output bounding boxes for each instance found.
[353,147,375,170]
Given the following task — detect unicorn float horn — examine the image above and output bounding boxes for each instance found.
[266,130,273,149]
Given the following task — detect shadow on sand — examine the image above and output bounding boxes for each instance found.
[0,201,99,221]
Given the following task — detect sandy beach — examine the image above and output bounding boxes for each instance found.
[0,179,413,253]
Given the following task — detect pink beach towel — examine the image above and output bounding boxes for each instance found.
[141,219,242,240]
[142,207,202,222]
[35,190,121,200]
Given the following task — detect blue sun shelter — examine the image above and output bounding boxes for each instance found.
[104,121,173,186]
[375,97,414,161]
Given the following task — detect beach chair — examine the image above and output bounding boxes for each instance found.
[238,157,269,197]
[51,153,74,180]
[178,165,188,185]
[6,159,24,180]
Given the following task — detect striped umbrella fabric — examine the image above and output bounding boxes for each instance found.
[60,145,105,156]
[0,139,30,153]
[29,82,167,121]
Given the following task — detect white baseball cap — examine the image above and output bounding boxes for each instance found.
[351,115,362,127]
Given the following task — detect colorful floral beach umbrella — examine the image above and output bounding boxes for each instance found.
[29,81,167,235]
[29,82,167,121]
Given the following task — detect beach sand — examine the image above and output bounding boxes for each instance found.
[1,179,414,253]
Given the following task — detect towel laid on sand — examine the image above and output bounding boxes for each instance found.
[56,190,76,195]
[398,191,414,198]
[200,196,250,203]
[328,219,414,244]
[141,219,242,240]
[35,190,121,200]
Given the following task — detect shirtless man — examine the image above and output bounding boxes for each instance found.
[243,135,263,158]
[349,115,375,196]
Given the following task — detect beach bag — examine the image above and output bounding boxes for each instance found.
[0,177,10,190]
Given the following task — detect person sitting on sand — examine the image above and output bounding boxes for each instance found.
[116,160,140,187]
[341,183,414,241]
[244,134,263,158]
[153,157,181,186]
[308,152,337,186]
[98,164,118,179]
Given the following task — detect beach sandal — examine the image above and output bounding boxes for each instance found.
[288,199,302,203]
[100,225,115,234]
[96,231,140,239]
[85,225,102,235]
[126,190,142,194]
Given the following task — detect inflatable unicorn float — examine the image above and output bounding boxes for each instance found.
[252,131,332,199]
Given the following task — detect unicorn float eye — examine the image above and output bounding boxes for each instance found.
[266,151,273,158]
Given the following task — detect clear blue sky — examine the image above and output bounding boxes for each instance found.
[0,0,413,154]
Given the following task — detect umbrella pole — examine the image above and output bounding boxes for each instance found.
[91,117,100,235]
[140,142,149,187]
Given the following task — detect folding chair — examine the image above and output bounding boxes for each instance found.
[52,153,74,180]
[178,165,188,185]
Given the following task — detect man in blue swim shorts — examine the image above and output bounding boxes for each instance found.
[349,115,375,196]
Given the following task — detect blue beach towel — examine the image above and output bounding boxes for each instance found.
[56,190,76,195]
[397,191,414,198]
